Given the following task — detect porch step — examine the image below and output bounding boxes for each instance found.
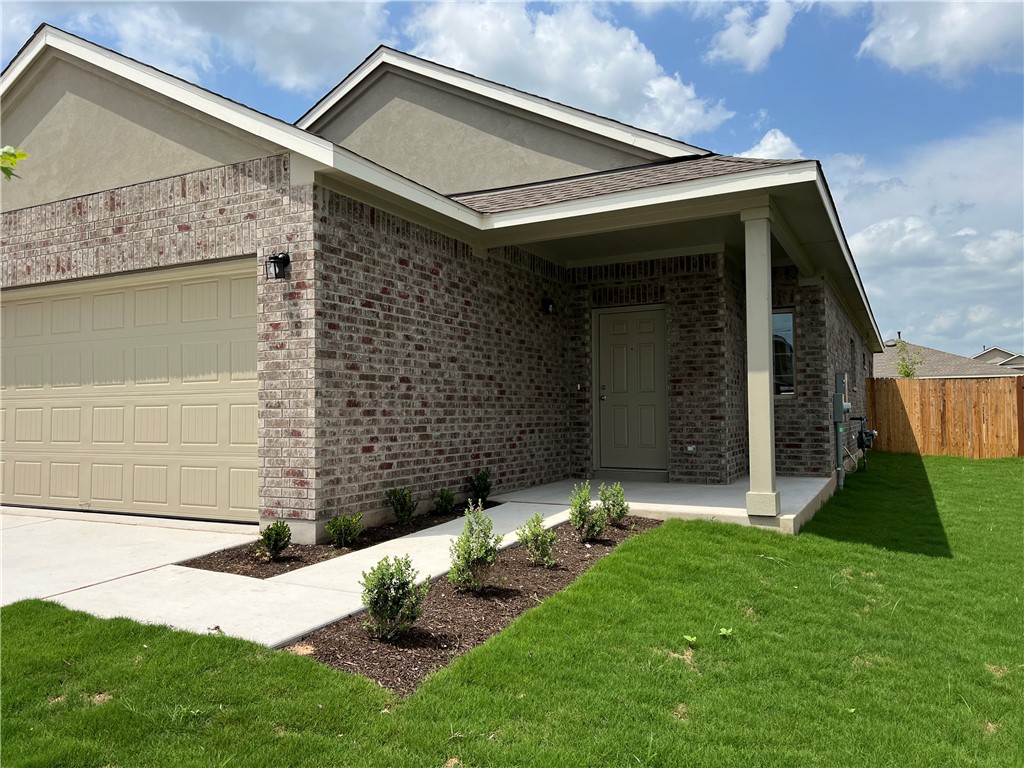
[592,469,669,483]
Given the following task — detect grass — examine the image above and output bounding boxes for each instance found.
[2,454,1020,767]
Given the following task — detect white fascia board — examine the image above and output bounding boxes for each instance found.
[971,346,1015,360]
[480,163,820,231]
[298,48,704,158]
[813,171,884,349]
[2,27,335,167]
[330,147,481,229]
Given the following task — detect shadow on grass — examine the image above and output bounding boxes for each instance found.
[802,452,952,558]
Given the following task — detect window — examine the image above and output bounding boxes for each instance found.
[772,310,795,396]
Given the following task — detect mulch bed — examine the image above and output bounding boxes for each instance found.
[181,501,503,579]
[180,510,466,579]
[288,516,662,695]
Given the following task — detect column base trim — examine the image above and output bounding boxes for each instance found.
[746,490,781,517]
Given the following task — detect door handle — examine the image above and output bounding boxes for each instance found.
[600,395,607,401]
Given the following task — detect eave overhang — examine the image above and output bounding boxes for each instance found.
[3,25,881,352]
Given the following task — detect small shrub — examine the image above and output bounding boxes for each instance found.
[569,480,606,542]
[448,501,503,591]
[467,469,492,504]
[255,520,291,561]
[325,513,363,548]
[432,488,456,516]
[515,512,557,568]
[385,487,417,526]
[360,555,429,639]
[598,481,630,525]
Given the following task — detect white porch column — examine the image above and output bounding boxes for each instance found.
[741,207,781,517]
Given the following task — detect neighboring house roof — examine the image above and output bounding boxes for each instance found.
[874,341,1023,378]
[997,354,1024,370]
[971,345,1017,363]
[296,45,709,159]
[451,155,802,213]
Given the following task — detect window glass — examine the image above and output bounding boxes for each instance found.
[772,311,795,395]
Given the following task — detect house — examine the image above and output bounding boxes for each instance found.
[0,26,882,542]
[972,346,1024,372]
[874,340,1023,379]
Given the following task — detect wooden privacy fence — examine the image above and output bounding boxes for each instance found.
[867,376,1024,459]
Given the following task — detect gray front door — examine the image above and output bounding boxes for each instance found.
[597,308,668,470]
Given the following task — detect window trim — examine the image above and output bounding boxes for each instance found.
[772,307,796,398]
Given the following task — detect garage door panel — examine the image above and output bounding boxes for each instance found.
[51,297,82,334]
[50,462,81,500]
[1,259,257,521]
[16,302,43,337]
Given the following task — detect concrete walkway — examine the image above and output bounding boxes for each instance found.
[1,503,568,649]
[1,474,831,649]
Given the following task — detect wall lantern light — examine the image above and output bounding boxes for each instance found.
[265,252,291,280]
[540,297,558,316]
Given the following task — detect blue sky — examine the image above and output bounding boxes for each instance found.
[3,1,1022,356]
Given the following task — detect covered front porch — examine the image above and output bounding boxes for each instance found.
[491,474,836,535]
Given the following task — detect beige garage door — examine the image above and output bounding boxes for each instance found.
[1,259,258,522]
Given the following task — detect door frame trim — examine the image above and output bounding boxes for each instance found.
[590,303,667,472]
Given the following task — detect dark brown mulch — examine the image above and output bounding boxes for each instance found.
[181,511,464,579]
[288,516,662,695]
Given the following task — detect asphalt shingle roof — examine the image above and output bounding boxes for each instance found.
[450,155,804,213]
[874,341,1022,379]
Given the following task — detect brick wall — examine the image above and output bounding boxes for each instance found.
[2,156,874,525]
[565,253,739,484]
[823,278,872,459]
[0,154,323,524]
[770,268,872,477]
[722,256,749,481]
[311,187,573,524]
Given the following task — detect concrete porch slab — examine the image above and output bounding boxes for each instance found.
[492,474,835,535]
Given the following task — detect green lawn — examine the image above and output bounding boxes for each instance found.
[2,454,1020,767]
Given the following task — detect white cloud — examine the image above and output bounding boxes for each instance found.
[737,127,803,158]
[850,216,937,258]
[65,5,213,82]
[705,1,796,73]
[834,121,1024,355]
[962,229,1024,266]
[9,2,391,95]
[858,2,1024,83]
[925,308,960,336]
[967,304,995,325]
[1,3,50,60]
[195,3,392,94]
[405,1,733,139]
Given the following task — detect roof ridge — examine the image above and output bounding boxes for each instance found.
[450,155,721,199]
[297,44,712,156]
[7,24,308,132]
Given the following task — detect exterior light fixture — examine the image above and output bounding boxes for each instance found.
[265,252,291,280]
[540,297,558,316]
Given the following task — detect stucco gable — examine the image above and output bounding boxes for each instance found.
[1,51,282,211]
[299,48,707,195]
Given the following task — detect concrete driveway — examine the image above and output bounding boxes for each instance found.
[0,502,571,648]
[1,506,258,606]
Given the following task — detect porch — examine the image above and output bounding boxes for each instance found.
[491,474,836,535]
